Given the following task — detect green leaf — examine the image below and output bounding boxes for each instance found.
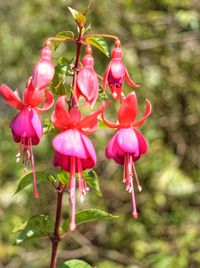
[58,259,92,268]
[15,172,53,195]
[62,209,118,230]
[43,119,58,134]
[68,7,86,27]
[83,169,102,196]
[12,215,54,244]
[86,36,109,57]
[56,170,70,185]
[83,23,92,34]
[53,31,74,51]
[50,57,72,96]
[98,90,108,100]
[98,119,109,129]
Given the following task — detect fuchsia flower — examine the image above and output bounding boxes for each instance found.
[30,44,55,91]
[102,92,152,218]
[0,78,54,198]
[103,41,140,100]
[75,46,99,107]
[52,96,104,230]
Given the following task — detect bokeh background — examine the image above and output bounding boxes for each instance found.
[0,0,200,267]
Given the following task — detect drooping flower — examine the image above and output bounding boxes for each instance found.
[0,82,54,198]
[52,96,104,230]
[102,92,152,218]
[103,41,140,100]
[30,44,55,91]
[75,46,99,107]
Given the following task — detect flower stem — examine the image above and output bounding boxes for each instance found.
[50,183,64,268]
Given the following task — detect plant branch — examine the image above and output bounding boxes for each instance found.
[50,183,65,268]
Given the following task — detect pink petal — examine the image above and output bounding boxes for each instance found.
[110,60,125,79]
[35,89,54,114]
[54,151,70,172]
[10,107,42,145]
[77,67,99,106]
[51,96,71,130]
[118,92,138,126]
[134,129,148,155]
[30,108,43,144]
[117,128,140,158]
[80,133,96,170]
[0,84,23,110]
[106,132,125,164]
[52,129,87,159]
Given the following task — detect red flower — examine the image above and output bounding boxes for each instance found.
[75,46,99,107]
[52,96,104,230]
[0,81,54,198]
[103,42,140,100]
[102,92,151,218]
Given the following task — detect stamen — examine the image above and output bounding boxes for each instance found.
[77,158,89,197]
[122,155,126,183]
[16,137,23,163]
[69,156,76,231]
[130,170,138,219]
[29,138,39,199]
[132,160,142,192]
[125,154,131,191]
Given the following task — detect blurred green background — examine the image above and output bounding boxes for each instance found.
[0,0,200,267]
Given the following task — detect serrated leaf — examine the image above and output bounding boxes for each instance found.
[53,31,74,51]
[86,36,109,57]
[58,259,92,268]
[68,7,86,26]
[62,209,118,230]
[15,172,52,195]
[12,215,54,244]
[56,170,70,185]
[84,169,102,196]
